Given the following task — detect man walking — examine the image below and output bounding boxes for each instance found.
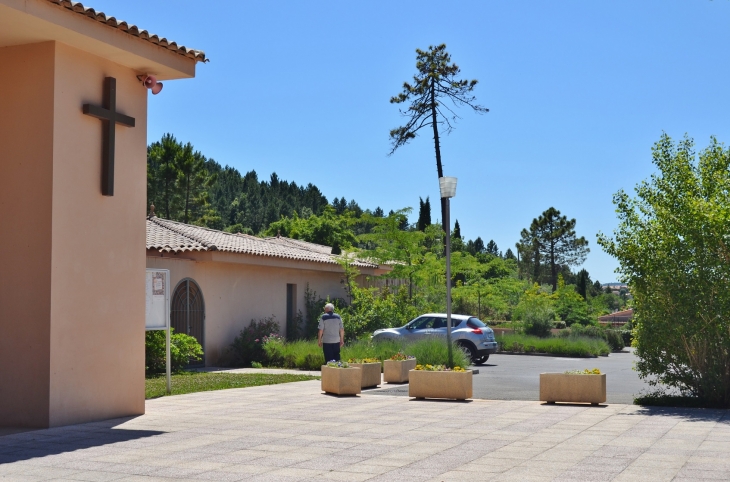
[318,303,344,362]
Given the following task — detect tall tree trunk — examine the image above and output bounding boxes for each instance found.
[184,175,191,224]
[164,160,171,219]
[430,77,447,247]
[550,239,557,291]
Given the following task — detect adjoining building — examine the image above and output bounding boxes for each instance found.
[146,215,391,365]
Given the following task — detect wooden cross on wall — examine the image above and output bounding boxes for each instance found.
[83,77,135,196]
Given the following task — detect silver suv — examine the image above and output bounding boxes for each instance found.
[372,313,498,365]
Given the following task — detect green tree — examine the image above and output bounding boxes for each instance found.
[265,206,356,249]
[553,275,592,326]
[147,133,182,219]
[453,219,462,240]
[598,134,730,407]
[505,248,516,260]
[389,44,488,232]
[359,209,430,300]
[175,143,218,225]
[521,207,589,291]
[514,283,555,337]
[485,239,499,256]
[417,196,432,231]
[576,269,591,300]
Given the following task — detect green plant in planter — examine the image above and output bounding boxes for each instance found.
[326,360,350,368]
[414,364,467,372]
[347,357,380,363]
[564,368,601,375]
[389,352,415,361]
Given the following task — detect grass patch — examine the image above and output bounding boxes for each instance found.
[145,372,318,399]
[498,333,610,357]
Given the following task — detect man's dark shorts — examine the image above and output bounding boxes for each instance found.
[323,343,341,363]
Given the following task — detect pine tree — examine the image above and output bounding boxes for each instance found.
[389,44,488,234]
[417,196,432,231]
[576,269,591,300]
[453,219,462,239]
[486,239,499,256]
[521,207,590,291]
[473,237,485,254]
[505,248,516,260]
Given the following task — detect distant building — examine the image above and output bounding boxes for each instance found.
[146,216,391,366]
[598,309,633,326]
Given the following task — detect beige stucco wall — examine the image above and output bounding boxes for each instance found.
[0,41,147,427]
[48,42,147,427]
[146,253,361,365]
[0,42,55,428]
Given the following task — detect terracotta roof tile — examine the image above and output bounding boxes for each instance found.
[47,0,207,62]
[146,217,379,268]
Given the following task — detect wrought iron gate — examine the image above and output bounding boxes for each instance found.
[171,278,205,366]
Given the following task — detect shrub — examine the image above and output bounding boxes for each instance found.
[620,320,634,346]
[340,286,418,341]
[145,329,203,375]
[598,135,730,407]
[254,338,468,370]
[514,285,555,338]
[228,316,280,367]
[498,334,610,357]
[405,338,470,367]
[302,352,325,370]
[560,324,625,352]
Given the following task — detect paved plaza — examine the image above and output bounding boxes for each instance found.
[1,380,729,482]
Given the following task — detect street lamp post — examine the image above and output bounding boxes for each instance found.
[439,176,457,368]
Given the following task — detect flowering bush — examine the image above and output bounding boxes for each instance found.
[347,357,380,363]
[228,317,280,367]
[564,368,601,375]
[326,360,350,368]
[389,352,415,361]
[414,364,466,372]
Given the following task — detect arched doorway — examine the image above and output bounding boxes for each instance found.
[171,278,205,366]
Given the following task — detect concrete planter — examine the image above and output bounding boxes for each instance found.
[539,373,606,405]
[321,365,361,395]
[383,359,417,383]
[408,370,473,400]
[349,362,381,388]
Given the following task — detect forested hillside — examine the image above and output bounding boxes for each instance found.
[146,133,627,323]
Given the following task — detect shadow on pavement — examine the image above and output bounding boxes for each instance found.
[0,417,164,464]
[625,405,729,422]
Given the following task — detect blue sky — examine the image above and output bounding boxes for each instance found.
[92,0,730,283]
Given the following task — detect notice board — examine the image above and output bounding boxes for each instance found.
[145,269,169,330]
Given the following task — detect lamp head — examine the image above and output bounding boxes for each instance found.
[439,176,458,198]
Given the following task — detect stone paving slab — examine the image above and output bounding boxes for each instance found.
[0,380,728,481]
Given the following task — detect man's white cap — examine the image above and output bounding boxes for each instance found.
[324,303,334,312]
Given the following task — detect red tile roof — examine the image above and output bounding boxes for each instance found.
[47,0,207,62]
[146,217,379,268]
[598,309,634,321]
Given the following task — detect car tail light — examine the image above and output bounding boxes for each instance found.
[471,328,483,334]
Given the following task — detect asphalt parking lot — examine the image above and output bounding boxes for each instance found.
[370,348,654,404]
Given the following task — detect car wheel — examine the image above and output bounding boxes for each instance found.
[457,342,476,364]
[473,355,488,365]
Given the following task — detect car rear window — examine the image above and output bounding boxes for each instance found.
[467,317,486,328]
